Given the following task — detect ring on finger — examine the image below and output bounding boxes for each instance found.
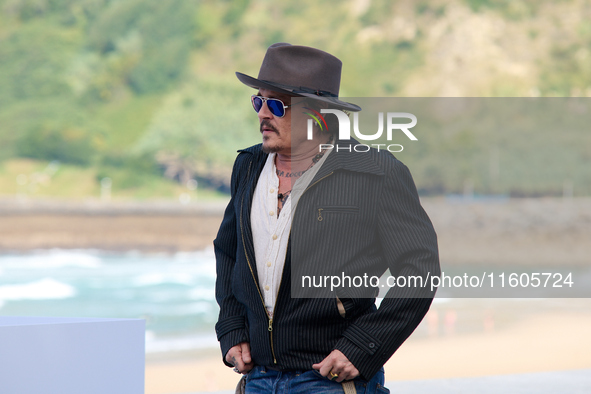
[233,367,240,374]
[330,371,339,380]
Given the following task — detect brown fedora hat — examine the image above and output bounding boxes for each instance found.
[236,43,361,112]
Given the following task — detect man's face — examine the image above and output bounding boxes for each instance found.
[256,88,295,154]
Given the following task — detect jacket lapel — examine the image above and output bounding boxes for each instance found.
[310,138,385,184]
[237,145,268,285]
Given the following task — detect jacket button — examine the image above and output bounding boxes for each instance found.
[368,343,375,349]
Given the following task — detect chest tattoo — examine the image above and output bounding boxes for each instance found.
[277,190,291,216]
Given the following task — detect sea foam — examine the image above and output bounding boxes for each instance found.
[0,278,76,301]
[0,249,102,269]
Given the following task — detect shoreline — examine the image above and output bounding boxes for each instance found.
[2,197,590,266]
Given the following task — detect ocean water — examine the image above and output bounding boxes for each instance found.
[2,249,588,359]
[0,248,219,355]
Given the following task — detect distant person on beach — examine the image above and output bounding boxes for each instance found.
[214,43,440,393]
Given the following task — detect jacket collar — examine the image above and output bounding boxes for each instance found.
[308,138,384,185]
[237,143,265,155]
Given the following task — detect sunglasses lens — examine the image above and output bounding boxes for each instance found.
[267,99,285,117]
[251,96,286,117]
[252,96,263,113]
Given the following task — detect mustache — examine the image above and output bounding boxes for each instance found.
[260,120,278,134]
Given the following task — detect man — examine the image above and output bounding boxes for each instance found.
[215,43,440,393]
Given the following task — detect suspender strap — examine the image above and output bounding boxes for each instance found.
[342,380,357,394]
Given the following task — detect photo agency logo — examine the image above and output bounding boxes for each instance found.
[305,108,418,152]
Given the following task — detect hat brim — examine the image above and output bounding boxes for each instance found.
[236,72,361,112]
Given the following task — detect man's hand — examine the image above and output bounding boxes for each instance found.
[312,349,359,383]
[225,342,254,374]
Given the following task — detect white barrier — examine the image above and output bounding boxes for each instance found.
[0,316,145,393]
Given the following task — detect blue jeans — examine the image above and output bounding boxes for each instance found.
[245,366,389,394]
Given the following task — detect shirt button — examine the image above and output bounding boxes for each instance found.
[272,234,277,240]
[270,189,274,193]
[265,285,270,291]
[269,211,274,216]
[368,343,375,349]
[267,262,272,267]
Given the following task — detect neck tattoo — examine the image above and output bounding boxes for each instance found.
[275,139,332,179]
[275,138,332,216]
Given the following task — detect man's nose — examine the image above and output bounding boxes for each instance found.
[257,100,273,120]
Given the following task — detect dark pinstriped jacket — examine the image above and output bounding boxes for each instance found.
[214,140,440,380]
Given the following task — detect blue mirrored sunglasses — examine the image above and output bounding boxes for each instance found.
[251,95,291,118]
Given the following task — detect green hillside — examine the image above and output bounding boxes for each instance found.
[1,0,590,199]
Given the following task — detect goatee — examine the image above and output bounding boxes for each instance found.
[261,120,281,153]
[262,140,283,154]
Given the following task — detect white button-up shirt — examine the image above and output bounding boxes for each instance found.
[251,150,330,316]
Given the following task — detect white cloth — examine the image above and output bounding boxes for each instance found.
[251,150,330,316]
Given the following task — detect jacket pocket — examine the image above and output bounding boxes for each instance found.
[317,206,359,221]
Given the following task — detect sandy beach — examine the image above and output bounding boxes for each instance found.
[145,307,591,393]
[0,199,227,252]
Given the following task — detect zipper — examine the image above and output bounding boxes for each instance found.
[240,165,335,366]
[267,317,276,364]
[265,171,335,364]
[318,206,358,212]
[316,206,358,220]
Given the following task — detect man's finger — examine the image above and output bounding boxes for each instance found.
[226,345,246,371]
[225,350,233,364]
[337,366,359,382]
[335,367,353,383]
[225,345,238,364]
[232,354,245,371]
[321,362,336,378]
[242,360,255,374]
[241,342,252,364]
[314,357,341,379]
[313,349,361,381]
[312,357,333,377]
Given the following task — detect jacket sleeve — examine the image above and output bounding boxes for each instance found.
[214,154,250,368]
[334,158,441,380]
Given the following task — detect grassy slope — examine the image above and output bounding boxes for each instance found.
[0,0,590,199]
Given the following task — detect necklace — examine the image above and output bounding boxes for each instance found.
[275,138,333,214]
[275,137,333,187]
